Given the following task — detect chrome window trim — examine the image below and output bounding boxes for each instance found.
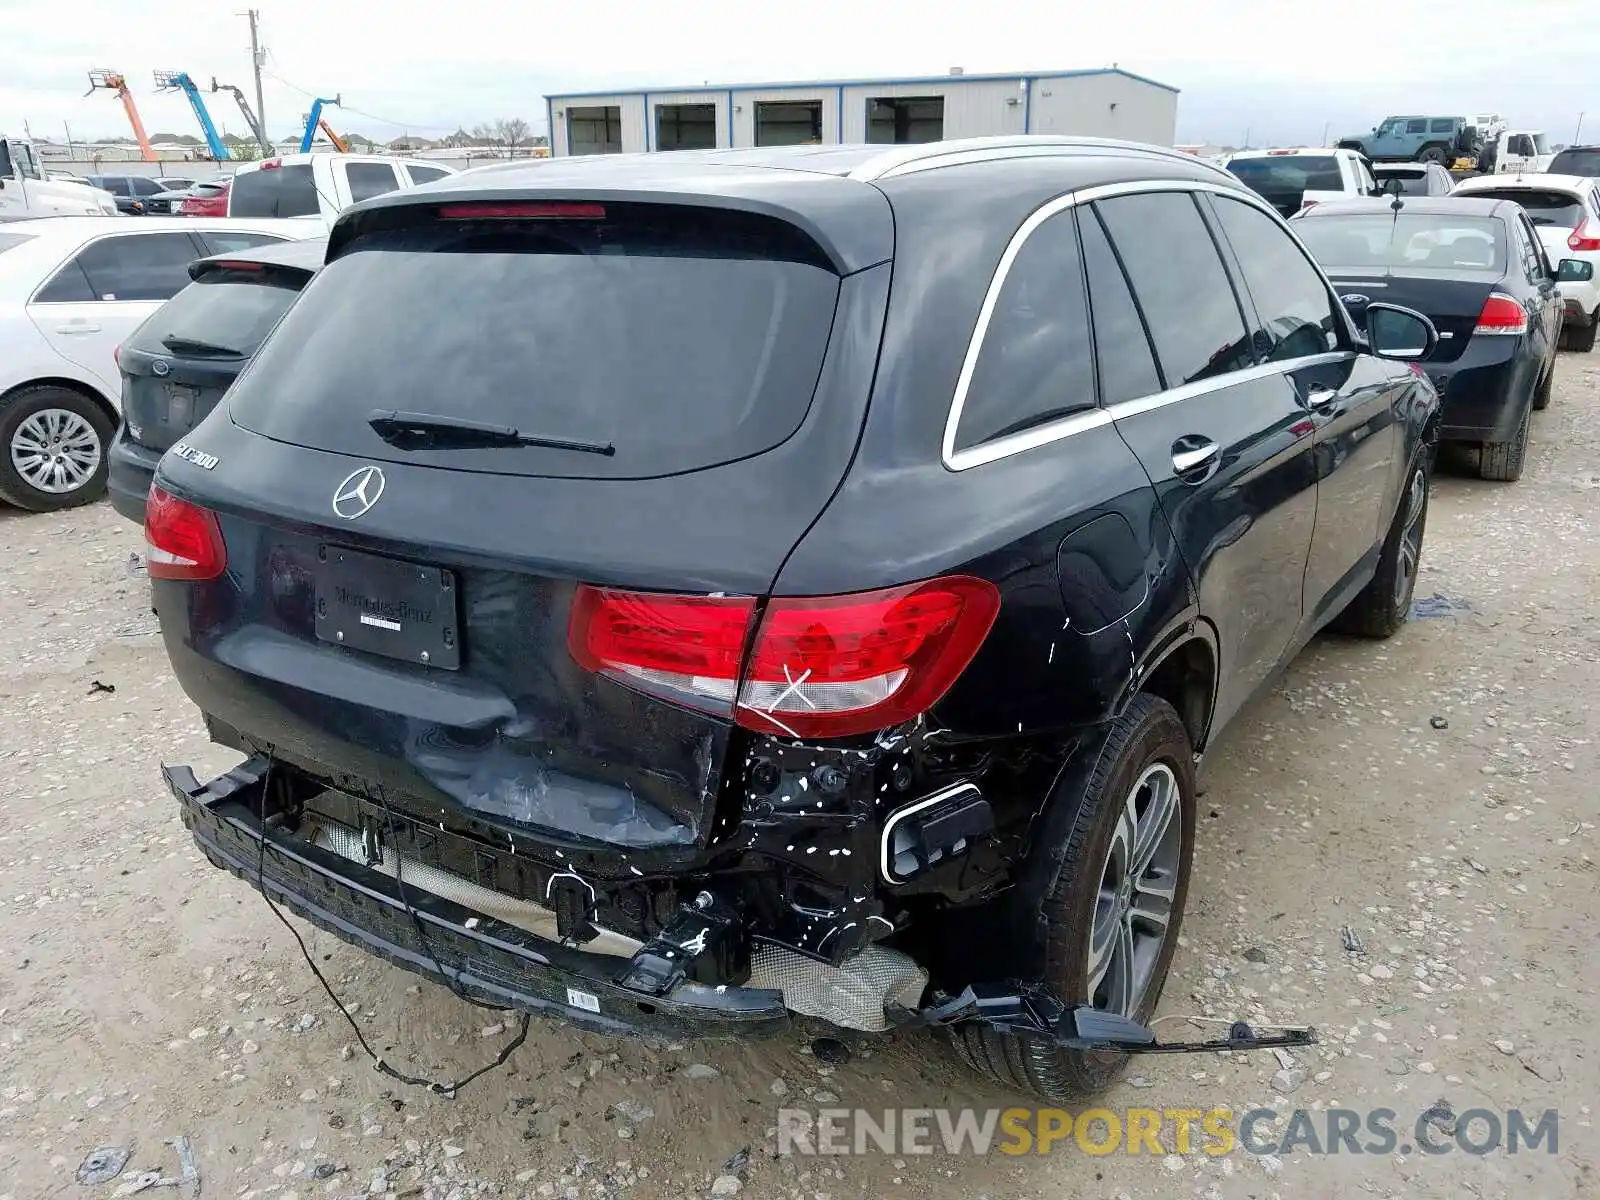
[943,178,1359,471]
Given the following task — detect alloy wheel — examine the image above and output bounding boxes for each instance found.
[1086,762,1183,1017]
[1394,468,1427,610]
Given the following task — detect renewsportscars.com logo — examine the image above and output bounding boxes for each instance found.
[776,1105,1560,1158]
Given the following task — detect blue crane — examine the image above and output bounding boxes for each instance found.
[154,71,230,160]
[299,95,346,153]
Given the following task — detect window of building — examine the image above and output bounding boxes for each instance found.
[866,96,944,144]
[568,105,623,155]
[754,101,822,146]
[657,103,717,151]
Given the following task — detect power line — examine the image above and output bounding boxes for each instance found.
[261,65,473,134]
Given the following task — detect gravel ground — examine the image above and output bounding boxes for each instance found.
[2,359,1597,1200]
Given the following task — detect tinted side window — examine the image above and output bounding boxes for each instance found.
[1430,119,1454,133]
[407,164,450,183]
[954,209,1095,450]
[1079,208,1162,404]
[196,230,286,255]
[344,162,400,203]
[230,164,319,218]
[130,177,164,196]
[1406,119,1427,134]
[1095,192,1252,386]
[1211,197,1338,361]
[34,260,97,303]
[73,233,202,301]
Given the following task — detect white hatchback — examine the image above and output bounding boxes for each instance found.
[1452,173,1600,350]
[0,216,318,511]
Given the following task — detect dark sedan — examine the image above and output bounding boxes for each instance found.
[109,236,325,522]
[1293,196,1579,481]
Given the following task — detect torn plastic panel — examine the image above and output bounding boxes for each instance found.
[173,756,1315,1052]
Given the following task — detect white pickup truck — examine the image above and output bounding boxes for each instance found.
[0,136,119,221]
[1223,148,1377,218]
[1480,130,1556,175]
[226,152,456,229]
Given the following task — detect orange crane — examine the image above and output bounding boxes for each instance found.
[86,70,157,162]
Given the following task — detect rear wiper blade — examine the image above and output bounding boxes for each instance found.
[161,334,242,357]
[367,410,615,456]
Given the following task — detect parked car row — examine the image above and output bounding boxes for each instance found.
[0,218,320,510]
[139,136,1444,1100]
[0,153,460,512]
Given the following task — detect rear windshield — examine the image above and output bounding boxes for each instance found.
[1227,155,1343,196]
[226,205,842,479]
[230,164,319,218]
[1551,148,1600,177]
[1376,169,1429,195]
[0,232,34,255]
[1464,189,1586,229]
[1296,213,1508,272]
[126,268,308,359]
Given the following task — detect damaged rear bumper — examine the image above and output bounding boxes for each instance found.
[167,757,791,1040]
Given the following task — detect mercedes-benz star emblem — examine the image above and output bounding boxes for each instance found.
[332,466,385,519]
[151,359,170,377]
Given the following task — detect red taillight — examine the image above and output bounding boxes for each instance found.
[1474,293,1528,336]
[437,201,606,220]
[568,588,755,707]
[1299,199,1319,213]
[212,260,264,271]
[739,578,1000,738]
[1568,220,1600,251]
[144,486,226,581]
[567,577,1000,739]
[260,158,282,170]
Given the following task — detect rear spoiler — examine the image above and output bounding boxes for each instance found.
[325,166,895,274]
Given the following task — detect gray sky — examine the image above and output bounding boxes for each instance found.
[2,1,1593,148]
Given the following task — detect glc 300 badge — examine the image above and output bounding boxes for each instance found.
[170,442,218,470]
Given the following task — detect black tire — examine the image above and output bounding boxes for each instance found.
[0,385,113,512]
[1418,144,1448,164]
[1532,361,1554,411]
[1479,396,1531,482]
[1330,458,1429,637]
[948,694,1195,1100]
[1562,315,1597,354]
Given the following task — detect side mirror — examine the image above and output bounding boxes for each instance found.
[1557,258,1594,283]
[1366,303,1438,361]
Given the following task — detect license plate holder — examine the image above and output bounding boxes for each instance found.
[163,382,201,428]
[315,546,460,670]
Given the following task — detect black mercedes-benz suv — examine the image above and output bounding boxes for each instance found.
[147,137,1440,1099]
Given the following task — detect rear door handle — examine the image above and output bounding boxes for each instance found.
[54,323,101,335]
[1171,438,1220,477]
[1306,387,1339,410]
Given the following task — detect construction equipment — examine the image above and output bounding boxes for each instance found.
[299,96,348,153]
[85,70,156,162]
[154,71,229,161]
[211,78,270,155]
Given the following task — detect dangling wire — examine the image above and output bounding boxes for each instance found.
[254,762,530,1095]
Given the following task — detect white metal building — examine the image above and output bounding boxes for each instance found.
[545,68,1179,157]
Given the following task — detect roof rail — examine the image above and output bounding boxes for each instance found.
[846,135,1235,183]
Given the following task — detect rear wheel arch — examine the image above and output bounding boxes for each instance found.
[1133,629,1217,753]
[1,376,118,429]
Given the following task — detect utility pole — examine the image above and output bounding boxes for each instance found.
[63,121,75,158]
[1576,112,1586,145]
[243,10,269,155]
